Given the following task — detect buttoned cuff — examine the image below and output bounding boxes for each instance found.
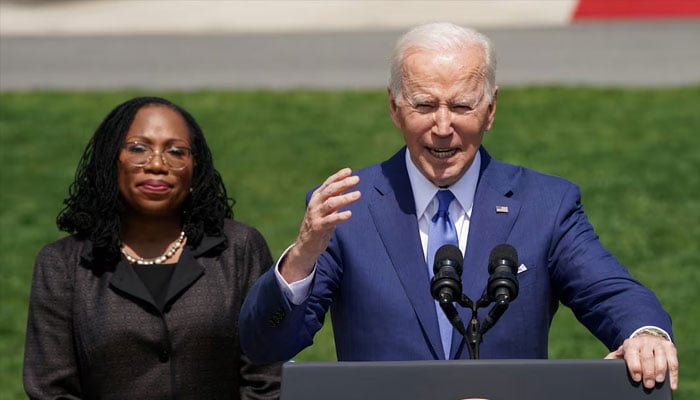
[274,243,315,305]
[629,326,672,342]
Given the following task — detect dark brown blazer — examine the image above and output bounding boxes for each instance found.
[24,219,282,399]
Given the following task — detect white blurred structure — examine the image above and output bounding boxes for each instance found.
[0,0,578,36]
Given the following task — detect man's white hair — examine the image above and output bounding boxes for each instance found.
[389,22,497,104]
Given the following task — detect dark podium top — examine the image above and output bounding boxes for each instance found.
[281,359,672,400]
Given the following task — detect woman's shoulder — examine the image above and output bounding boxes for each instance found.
[222,218,267,244]
[222,218,261,235]
[34,234,89,276]
[37,234,86,259]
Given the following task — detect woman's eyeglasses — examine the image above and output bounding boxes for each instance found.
[120,141,192,170]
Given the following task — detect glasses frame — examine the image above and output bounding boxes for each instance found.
[120,141,193,171]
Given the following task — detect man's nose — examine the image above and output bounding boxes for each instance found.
[433,105,453,136]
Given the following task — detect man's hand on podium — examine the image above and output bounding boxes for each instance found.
[605,333,678,391]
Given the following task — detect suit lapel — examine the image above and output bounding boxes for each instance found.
[163,246,204,306]
[369,149,444,359]
[163,234,222,306]
[451,148,521,358]
[110,258,156,307]
[366,147,523,359]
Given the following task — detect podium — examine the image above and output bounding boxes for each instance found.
[280,359,672,400]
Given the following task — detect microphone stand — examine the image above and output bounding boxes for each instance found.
[445,293,511,360]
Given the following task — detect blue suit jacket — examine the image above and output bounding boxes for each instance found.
[240,147,672,363]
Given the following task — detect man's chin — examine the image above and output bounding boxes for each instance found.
[427,172,458,188]
[427,163,471,187]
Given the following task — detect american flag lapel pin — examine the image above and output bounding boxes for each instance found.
[496,205,509,213]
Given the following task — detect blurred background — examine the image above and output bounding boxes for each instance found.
[3,0,699,89]
[1,1,699,398]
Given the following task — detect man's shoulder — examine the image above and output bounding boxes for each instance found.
[484,151,577,191]
[352,147,406,185]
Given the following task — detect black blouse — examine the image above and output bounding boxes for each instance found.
[132,263,176,311]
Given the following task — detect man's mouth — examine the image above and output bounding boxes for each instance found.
[429,148,456,158]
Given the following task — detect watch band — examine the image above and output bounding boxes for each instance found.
[632,327,671,341]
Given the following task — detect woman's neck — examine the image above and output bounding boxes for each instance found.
[120,217,185,261]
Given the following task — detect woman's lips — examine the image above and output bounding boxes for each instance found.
[140,180,170,192]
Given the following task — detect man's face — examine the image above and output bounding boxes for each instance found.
[389,46,497,187]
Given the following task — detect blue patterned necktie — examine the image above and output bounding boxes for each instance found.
[427,190,458,359]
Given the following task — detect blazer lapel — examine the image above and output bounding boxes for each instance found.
[163,247,204,307]
[109,234,221,311]
[451,148,521,358]
[163,234,222,306]
[369,148,444,359]
[110,258,157,307]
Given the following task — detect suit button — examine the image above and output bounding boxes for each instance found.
[159,349,170,362]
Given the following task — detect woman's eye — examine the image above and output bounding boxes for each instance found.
[167,148,187,158]
[126,144,148,153]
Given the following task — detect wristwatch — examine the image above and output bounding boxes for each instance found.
[632,327,671,341]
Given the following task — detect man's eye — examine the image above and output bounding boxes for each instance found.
[414,104,436,113]
[451,105,474,113]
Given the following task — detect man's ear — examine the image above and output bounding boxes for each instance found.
[484,86,498,131]
[387,87,401,129]
[388,87,397,112]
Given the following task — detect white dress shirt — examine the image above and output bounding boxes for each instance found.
[407,149,480,265]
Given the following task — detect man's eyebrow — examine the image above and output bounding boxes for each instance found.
[451,97,478,105]
[408,94,434,103]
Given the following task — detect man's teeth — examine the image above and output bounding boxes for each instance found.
[430,148,456,158]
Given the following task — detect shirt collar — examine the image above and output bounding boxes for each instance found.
[406,148,480,219]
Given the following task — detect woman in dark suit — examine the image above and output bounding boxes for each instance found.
[24,96,282,399]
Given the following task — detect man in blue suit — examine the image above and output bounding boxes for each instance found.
[240,22,678,390]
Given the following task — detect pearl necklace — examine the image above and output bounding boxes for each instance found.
[121,231,186,265]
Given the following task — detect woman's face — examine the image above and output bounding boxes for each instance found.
[117,105,194,220]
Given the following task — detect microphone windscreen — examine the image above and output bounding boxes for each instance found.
[488,244,518,272]
[434,244,463,268]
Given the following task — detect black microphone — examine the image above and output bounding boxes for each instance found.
[430,244,463,304]
[487,244,519,305]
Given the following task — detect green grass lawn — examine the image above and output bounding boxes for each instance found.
[1,87,698,398]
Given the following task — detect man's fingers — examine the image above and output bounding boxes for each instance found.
[310,169,360,211]
[654,346,669,383]
[604,345,623,359]
[623,343,643,382]
[316,168,358,198]
[664,342,679,390]
[297,176,361,249]
[322,176,360,199]
[323,167,353,185]
[619,336,679,391]
[324,190,361,213]
[639,344,656,388]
